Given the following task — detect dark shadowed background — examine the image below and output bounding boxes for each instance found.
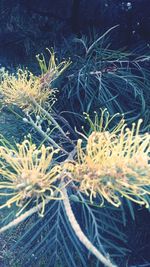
[0,0,150,66]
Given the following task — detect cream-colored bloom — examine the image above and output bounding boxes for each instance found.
[0,139,63,216]
[0,68,54,113]
[67,110,150,208]
[0,49,71,114]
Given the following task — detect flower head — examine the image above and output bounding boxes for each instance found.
[0,68,54,113]
[0,49,70,114]
[0,139,63,216]
[68,110,150,208]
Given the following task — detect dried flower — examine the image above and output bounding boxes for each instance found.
[36,48,71,86]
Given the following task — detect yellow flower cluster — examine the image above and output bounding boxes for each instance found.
[0,68,53,113]
[0,140,63,216]
[67,110,150,208]
[0,49,70,113]
[0,108,149,217]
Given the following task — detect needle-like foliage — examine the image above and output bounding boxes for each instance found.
[57,30,150,130]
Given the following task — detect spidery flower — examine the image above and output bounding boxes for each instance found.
[0,49,70,114]
[67,109,150,208]
[0,139,63,216]
[0,68,54,113]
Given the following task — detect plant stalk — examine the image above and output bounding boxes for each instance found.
[62,187,118,267]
